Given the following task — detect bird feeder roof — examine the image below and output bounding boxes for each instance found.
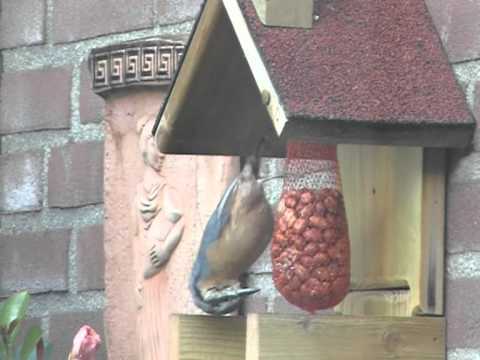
[154,0,475,156]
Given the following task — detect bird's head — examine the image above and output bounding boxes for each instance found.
[240,155,259,179]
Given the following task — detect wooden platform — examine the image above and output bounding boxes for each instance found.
[169,314,445,360]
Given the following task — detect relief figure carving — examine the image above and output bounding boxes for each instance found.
[136,118,185,279]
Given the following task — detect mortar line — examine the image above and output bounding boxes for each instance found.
[69,64,105,143]
[447,348,480,360]
[27,291,105,319]
[45,0,54,45]
[70,64,81,134]
[447,251,480,279]
[41,316,50,342]
[152,0,160,25]
[42,146,51,209]
[2,21,193,72]
[68,228,79,294]
[0,204,104,236]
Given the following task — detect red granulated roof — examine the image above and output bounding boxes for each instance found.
[154,0,475,154]
[238,0,473,127]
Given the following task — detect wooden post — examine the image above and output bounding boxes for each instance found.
[169,315,246,360]
[93,39,240,359]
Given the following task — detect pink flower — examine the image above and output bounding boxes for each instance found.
[69,325,101,360]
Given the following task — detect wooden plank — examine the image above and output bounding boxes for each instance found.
[158,0,283,157]
[418,148,446,315]
[157,0,224,151]
[169,315,246,360]
[283,119,473,149]
[336,290,411,317]
[224,0,289,135]
[246,314,445,360]
[338,145,423,311]
[251,0,314,28]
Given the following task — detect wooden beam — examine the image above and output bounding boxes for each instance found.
[336,290,411,317]
[284,119,473,149]
[418,148,446,316]
[251,0,314,28]
[246,314,445,360]
[169,315,246,360]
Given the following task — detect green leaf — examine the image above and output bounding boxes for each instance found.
[0,332,7,359]
[24,339,53,360]
[0,292,30,332]
[45,342,53,359]
[8,319,22,351]
[20,326,42,360]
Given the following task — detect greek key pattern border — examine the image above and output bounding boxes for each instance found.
[90,40,185,94]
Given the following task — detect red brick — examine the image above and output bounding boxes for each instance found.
[49,310,106,359]
[48,142,104,208]
[447,182,480,253]
[0,229,70,296]
[79,62,104,124]
[156,0,202,24]
[0,68,71,134]
[426,0,480,62]
[0,0,45,49]
[52,0,154,43]
[0,151,43,213]
[77,225,104,291]
[446,277,480,348]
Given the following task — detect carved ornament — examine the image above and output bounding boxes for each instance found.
[89,39,185,96]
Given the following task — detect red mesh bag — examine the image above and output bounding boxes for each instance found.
[271,142,350,312]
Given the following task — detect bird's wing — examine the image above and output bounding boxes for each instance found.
[202,177,239,247]
[190,178,239,288]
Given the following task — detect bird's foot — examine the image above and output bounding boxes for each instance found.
[203,286,260,304]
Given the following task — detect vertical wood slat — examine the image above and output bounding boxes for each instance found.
[337,145,423,297]
[418,148,446,315]
[246,314,445,360]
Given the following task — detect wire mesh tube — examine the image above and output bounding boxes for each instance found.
[271,142,350,312]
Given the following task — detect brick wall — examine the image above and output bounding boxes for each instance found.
[0,0,200,358]
[1,0,479,359]
[425,0,480,358]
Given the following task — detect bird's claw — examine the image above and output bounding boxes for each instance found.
[203,287,259,304]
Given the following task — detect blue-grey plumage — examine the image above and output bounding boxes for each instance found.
[190,156,274,314]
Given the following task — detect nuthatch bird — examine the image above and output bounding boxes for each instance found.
[190,154,274,314]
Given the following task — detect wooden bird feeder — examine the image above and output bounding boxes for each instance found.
[97,0,474,359]
[154,0,474,156]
